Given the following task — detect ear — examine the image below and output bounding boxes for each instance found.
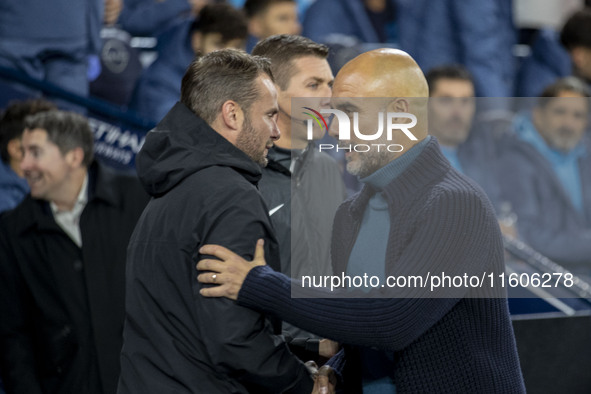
[571,47,586,71]
[191,31,203,55]
[387,98,410,122]
[6,138,23,162]
[248,18,263,38]
[217,100,245,143]
[390,98,410,113]
[65,147,85,168]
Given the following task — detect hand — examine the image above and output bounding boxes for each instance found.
[319,339,339,359]
[197,239,266,300]
[312,365,337,394]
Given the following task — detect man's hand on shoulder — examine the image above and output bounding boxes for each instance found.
[197,239,266,300]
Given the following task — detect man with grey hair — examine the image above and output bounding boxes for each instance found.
[0,110,149,393]
[500,76,591,276]
[118,49,314,393]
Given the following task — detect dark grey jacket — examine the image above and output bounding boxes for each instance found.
[497,133,591,270]
[118,103,313,394]
[259,145,346,278]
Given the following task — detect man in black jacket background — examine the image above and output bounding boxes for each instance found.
[118,49,314,393]
[0,110,149,394]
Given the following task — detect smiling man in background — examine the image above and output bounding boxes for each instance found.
[0,110,148,394]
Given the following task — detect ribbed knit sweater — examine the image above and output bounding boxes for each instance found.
[238,138,525,393]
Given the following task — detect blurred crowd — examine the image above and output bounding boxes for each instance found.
[1,0,591,114]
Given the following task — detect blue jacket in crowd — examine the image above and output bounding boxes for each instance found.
[303,0,398,44]
[129,19,195,123]
[0,0,101,54]
[498,114,591,272]
[514,29,572,97]
[118,0,192,37]
[0,0,102,98]
[396,0,516,97]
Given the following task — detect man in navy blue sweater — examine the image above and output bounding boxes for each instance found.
[197,49,525,393]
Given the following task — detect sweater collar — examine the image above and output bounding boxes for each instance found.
[349,137,450,216]
[361,136,431,189]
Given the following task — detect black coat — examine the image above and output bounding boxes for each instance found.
[0,162,149,394]
[118,103,313,393]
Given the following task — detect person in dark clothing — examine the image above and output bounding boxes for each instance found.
[243,0,301,52]
[499,77,591,278]
[0,110,149,394]
[251,35,345,362]
[516,9,591,97]
[118,49,314,393]
[197,49,525,393]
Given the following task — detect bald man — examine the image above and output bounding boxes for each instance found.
[196,49,525,393]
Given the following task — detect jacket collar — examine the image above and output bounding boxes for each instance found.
[12,161,118,236]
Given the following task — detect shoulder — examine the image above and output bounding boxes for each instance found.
[0,195,42,236]
[177,166,268,214]
[425,167,497,221]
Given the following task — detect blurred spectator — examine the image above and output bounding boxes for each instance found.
[426,65,504,209]
[499,77,591,276]
[516,8,591,97]
[231,0,317,16]
[396,0,516,97]
[89,28,143,108]
[118,0,208,37]
[0,99,57,214]
[89,0,143,107]
[303,0,397,45]
[0,0,102,99]
[561,10,591,87]
[514,0,582,32]
[244,0,301,52]
[0,110,149,393]
[514,29,571,97]
[130,3,248,122]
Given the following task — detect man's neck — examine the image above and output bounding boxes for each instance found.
[51,168,88,212]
